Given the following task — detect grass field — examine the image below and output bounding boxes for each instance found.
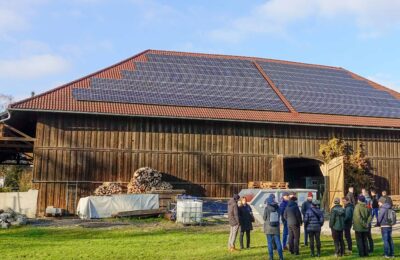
[0,220,397,259]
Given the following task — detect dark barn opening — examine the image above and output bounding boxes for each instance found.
[284,158,325,198]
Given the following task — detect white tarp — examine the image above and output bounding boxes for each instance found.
[0,189,38,218]
[76,194,159,219]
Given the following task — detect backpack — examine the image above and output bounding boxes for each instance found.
[387,209,397,226]
[269,210,280,227]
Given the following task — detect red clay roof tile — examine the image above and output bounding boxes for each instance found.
[9,49,400,129]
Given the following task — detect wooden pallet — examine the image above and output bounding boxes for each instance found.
[248,181,289,189]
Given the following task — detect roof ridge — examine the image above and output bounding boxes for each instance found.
[10,49,151,108]
[148,49,343,71]
[253,61,297,114]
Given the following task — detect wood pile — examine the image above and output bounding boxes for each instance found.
[127,167,173,194]
[248,181,289,189]
[94,182,123,196]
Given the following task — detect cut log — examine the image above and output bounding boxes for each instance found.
[94,182,123,196]
[127,167,173,194]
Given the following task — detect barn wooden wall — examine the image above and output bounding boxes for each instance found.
[33,113,400,214]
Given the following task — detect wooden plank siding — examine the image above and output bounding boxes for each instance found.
[33,113,400,214]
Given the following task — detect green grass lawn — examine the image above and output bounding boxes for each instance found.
[0,221,398,260]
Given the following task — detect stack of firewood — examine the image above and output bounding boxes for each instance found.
[94,182,123,196]
[127,167,173,194]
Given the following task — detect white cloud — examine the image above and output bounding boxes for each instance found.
[0,7,27,35]
[0,0,47,36]
[0,54,70,79]
[210,0,400,42]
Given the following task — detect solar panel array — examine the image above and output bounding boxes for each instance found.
[72,52,400,118]
[73,54,289,112]
[259,61,400,118]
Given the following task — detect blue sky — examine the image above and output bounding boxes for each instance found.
[0,0,400,102]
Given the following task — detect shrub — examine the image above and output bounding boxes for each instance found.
[319,138,374,193]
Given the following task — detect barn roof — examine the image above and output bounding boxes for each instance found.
[9,49,400,128]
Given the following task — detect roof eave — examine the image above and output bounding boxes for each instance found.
[8,108,400,131]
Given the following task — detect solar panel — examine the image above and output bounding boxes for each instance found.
[73,88,287,111]
[121,70,264,84]
[259,61,400,118]
[134,62,261,78]
[147,54,252,69]
[89,78,279,100]
[71,52,400,118]
[71,54,289,112]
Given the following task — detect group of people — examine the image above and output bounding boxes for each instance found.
[227,188,396,259]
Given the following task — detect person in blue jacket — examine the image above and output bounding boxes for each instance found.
[377,197,395,258]
[279,192,290,250]
[304,200,324,257]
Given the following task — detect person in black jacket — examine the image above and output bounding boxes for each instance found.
[238,197,253,249]
[330,198,345,257]
[342,196,354,255]
[283,196,303,255]
[304,200,324,257]
[347,186,356,205]
[301,192,313,246]
[370,189,379,226]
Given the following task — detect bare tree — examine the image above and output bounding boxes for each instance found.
[0,94,13,113]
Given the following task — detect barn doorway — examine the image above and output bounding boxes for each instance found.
[283,157,325,199]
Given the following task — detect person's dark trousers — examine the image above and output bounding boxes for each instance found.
[381,227,394,257]
[367,226,373,253]
[239,230,250,249]
[267,234,284,260]
[331,229,344,256]
[371,208,379,223]
[344,227,352,251]
[282,221,288,248]
[304,225,308,246]
[308,231,321,255]
[355,231,369,257]
[288,225,300,254]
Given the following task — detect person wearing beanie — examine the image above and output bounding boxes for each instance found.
[329,198,345,257]
[301,192,313,246]
[279,192,290,251]
[342,196,354,255]
[304,199,324,257]
[377,197,395,258]
[227,194,240,251]
[263,194,283,260]
[353,195,372,257]
[283,195,302,255]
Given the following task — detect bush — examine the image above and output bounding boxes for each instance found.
[319,138,374,193]
[0,165,32,192]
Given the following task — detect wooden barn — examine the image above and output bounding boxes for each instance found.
[1,49,400,215]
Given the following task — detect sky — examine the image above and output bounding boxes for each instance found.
[0,0,400,103]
